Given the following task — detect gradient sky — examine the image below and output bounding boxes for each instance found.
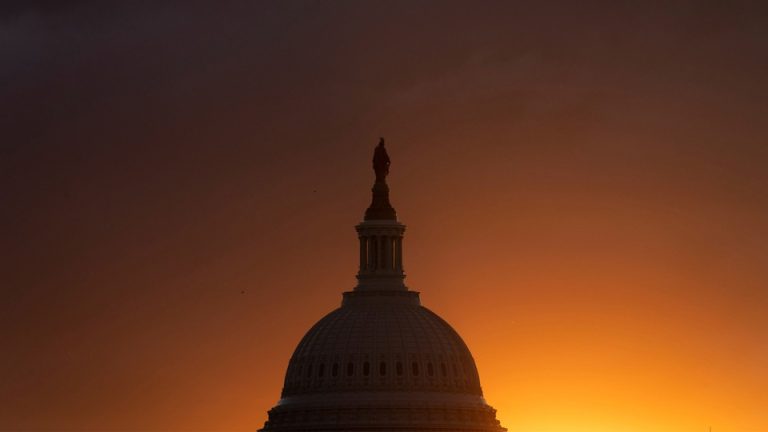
[2,1,768,431]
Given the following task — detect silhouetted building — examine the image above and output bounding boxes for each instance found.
[258,141,506,432]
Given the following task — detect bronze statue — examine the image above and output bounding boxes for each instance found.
[373,137,390,182]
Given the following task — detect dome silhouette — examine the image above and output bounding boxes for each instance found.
[284,294,482,396]
[259,141,505,432]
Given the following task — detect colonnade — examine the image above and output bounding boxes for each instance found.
[358,234,403,273]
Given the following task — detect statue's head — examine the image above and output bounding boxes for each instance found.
[378,137,385,147]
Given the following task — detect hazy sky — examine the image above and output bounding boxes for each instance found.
[2,1,768,431]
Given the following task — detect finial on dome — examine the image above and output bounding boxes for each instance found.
[356,138,406,291]
[365,137,396,220]
[373,137,390,182]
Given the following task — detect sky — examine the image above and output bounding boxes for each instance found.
[2,1,768,431]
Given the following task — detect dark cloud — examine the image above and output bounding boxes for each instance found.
[0,0,92,20]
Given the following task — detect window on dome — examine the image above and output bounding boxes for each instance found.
[412,362,419,376]
[396,361,403,376]
[441,362,447,377]
[332,363,338,377]
[306,364,313,378]
[379,362,386,376]
[347,362,354,376]
[363,361,370,376]
[427,362,434,376]
[452,363,458,376]
[318,363,325,377]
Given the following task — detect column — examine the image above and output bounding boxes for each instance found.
[369,236,377,270]
[377,235,384,271]
[359,237,366,271]
[383,235,392,271]
[391,237,397,270]
[395,237,403,272]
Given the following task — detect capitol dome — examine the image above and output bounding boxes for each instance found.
[259,139,505,432]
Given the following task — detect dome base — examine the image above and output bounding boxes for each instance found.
[259,391,506,432]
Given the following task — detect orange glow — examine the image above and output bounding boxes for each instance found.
[3,2,767,431]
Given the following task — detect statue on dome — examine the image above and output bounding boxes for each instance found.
[373,137,390,182]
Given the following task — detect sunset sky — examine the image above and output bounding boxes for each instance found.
[2,1,768,431]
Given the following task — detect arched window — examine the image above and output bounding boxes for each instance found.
[347,362,354,376]
[452,363,458,376]
[379,362,387,376]
[412,362,419,376]
[440,362,447,377]
[427,362,434,376]
[332,363,338,377]
[363,362,370,376]
[306,364,313,378]
[318,363,325,377]
[396,361,403,376]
